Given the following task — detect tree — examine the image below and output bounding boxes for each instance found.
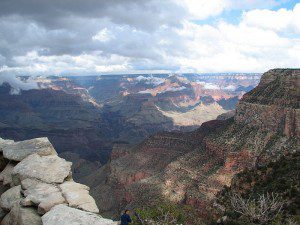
[229,192,284,224]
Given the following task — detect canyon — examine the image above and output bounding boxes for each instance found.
[81,69,299,222]
[0,69,298,224]
[0,73,260,181]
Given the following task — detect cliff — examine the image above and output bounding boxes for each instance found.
[216,152,300,224]
[83,69,299,221]
[0,137,117,225]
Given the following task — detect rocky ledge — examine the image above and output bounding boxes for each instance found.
[0,137,117,225]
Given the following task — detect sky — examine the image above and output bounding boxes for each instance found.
[0,0,299,76]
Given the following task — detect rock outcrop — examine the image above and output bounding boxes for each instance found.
[0,137,117,225]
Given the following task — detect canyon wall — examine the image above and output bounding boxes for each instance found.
[84,69,299,219]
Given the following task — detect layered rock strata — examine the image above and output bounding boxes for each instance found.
[84,69,299,218]
[0,137,117,225]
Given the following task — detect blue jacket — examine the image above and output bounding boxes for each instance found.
[121,213,132,225]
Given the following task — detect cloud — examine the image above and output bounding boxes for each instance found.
[7,51,131,75]
[92,28,114,42]
[0,72,39,94]
[0,0,183,31]
[0,1,299,76]
[161,86,187,93]
[136,75,166,86]
[242,3,300,33]
[175,0,229,20]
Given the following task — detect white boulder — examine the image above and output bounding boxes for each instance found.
[60,181,99,213]
[42,204,118,225]
[21,178,65,214]
[2,137,57,161]
[12,154,72,185]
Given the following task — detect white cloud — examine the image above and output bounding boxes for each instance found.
[92,28,114,42]
[242,4,300,33]
[0,72,39,94]
[161,86,187,93]
[136,75,165,86]
[5,51,131,75]
[176,0,229,20]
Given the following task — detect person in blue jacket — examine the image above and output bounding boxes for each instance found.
[121,209,132,225]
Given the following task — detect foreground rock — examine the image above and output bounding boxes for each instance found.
[12,154,72,185]
[42,204,117,225]
[0,138,14,153]
[21,178,65,214]
[2,203,42,225]
[0,136,118,224]
[0,185,22,211]
[60,181,99,213]
[0,163,15,186]
[2,137,56,162]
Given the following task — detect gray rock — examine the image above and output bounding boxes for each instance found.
[2,137,57,162]
[0,163,15,186]
[0,185,22,211]
[12,154,72,185]
[0,138,14,153]
[1,203,42,225]
[0,207,7,220]
[59,181,99,213]
[42,204,117,225]
[21,178,65,214]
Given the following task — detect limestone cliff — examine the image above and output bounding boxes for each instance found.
[0,137,117,225]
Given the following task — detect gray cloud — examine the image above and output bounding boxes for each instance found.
[0,0,183,30]
[0,0,187,70]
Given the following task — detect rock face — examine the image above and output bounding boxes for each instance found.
[84,69,299,218]
[235,69,300,139]
[83,120,228,216]
[0,137,117,225]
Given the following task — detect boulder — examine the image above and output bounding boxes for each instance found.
[42,204,117,225]
[59,181,99,213]
[0,138,14,153]
[0,185,22,211]
[2,137,57,162]
[21,178,65,214]
[12,154,72,185]
[0,163,15,186]
[1,203,42,225]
